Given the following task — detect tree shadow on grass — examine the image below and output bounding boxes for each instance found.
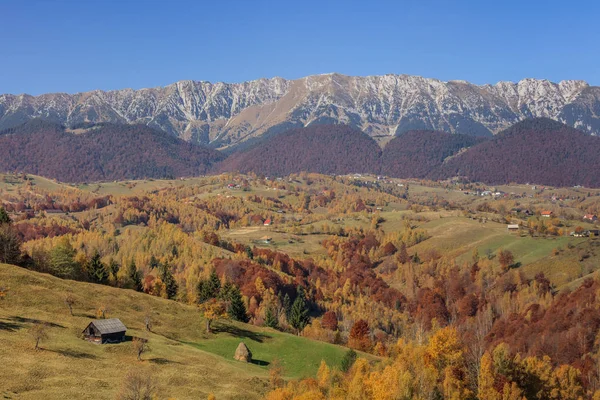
[47,348,97,359]
[8,316,65,329]
[250,359,270,367]
[0,319,21,332]
[211,323,271,343]
[75,313,96,319]
[149,357,182,365]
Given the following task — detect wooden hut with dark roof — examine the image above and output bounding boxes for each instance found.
[83,318,127,344]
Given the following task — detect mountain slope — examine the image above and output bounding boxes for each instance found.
[0,263,354,399]
[380,131,486,178]
[216,124,382,176]
[433,118,600,187]
[0,120,224,182]
[1,74,599,147]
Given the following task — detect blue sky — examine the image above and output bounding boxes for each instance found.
[1,0,598,95]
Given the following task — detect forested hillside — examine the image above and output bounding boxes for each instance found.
[380,130,485,178]
[1,118,600,187]
[0,120,224,182]
[215,124,382,176]
[434,118,600,187]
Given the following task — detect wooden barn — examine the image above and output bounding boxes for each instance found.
[83,318,127,344]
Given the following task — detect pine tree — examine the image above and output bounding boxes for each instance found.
[159,262,178,299]
[50,237,79,279]
[88,250,109,284]
[108,258,120,280]
[0,224,21,265]
[126,260,143,292]
[227,286,248,323]
[207,269,221,297]
[149,255,159,270]
[265,307,278,329]
[197,281,212,304]
[282,293,291,317]
[340,349,357,372]
[219,280,234,300]
[0,207,11,225]
[289,293,310,334]
[197,270,222,303]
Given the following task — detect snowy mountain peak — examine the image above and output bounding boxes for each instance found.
[0,74,598,147]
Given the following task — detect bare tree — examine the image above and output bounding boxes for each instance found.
[29,322,49,351]
[144,311,152,332]
[116,369,156,400]
[96,304,109,319]
[133,337,149,361]
[64,294,76,316]
[465,306,494,392]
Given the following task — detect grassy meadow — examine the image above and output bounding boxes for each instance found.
[0,264,355,399]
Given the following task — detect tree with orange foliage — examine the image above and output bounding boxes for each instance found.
[348,319,372,352]
[0,286,8,302]
[321,311,338,331]
[498,249,514,272]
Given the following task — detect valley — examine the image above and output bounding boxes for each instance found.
[2,172,600,398]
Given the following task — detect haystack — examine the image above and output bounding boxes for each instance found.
[234,342,252,362]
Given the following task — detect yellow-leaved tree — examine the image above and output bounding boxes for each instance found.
[200,299,227,333]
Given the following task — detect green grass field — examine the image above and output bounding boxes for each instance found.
[0,264,355,399]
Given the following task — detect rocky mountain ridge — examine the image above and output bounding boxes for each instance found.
[1,74,598,147]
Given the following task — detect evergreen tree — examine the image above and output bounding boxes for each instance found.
[108,259,120,280]
[149,255,159,270]
[289,293,310,334]
[412,252,421,264]
[0,224,21,265]
[88,250,109,284]
[340,349,357,372]
[197,270,222,303]
[0,207,11,225]
[197,281,212,304]
[50,237,79,279]
[207,269,221,297]
[227,286,248,323]
[265,307,278,329]
[126,259,143,292]
[159,262,178,299]
[282,293,291,317]
[219,280,234,300]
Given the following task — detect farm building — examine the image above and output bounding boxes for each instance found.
[83,318,127,344]
[507,224,520,232]
[541,211,553,218]
[584,214,598,222]
[263,218,272,226]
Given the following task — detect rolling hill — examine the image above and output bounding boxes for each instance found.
[433,118,600,187]
[0,120,224,183]
[0,263,357,399]
[215,124,382,176]
[1,118,599,187]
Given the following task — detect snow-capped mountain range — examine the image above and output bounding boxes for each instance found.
[1,73,599,147]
